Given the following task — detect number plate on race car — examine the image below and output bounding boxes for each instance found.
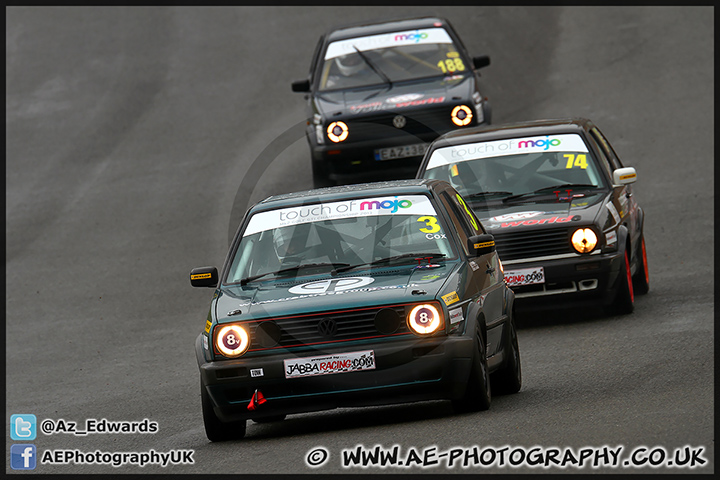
[374,143,428,161]
[504,267,545,287]
[284,350,376,379]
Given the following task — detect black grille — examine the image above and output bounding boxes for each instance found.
[493,227,573,261]
[247,305,410,351]
[344,106,466,141]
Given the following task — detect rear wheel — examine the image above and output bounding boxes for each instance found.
[201,378,246,442]
[612,250,635,315]
[632,236,650,295]
[452,328,491,413]
[491,315,522,395]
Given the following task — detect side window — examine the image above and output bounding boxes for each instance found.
[591,127,623,169]
[586,132,614,181]
[439,191,487,256]
[447,191,486,236]
[309,36,325,82]
[438,194,471,256]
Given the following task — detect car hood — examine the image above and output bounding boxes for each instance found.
[471,192,610,232]
[213,264,456,324]
[314,75,473,118]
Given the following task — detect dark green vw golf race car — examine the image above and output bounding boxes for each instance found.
[190,179,521,441]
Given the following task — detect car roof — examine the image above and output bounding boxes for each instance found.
[254,179,445,211]
[325,16,452,42]
[431,117,595,147]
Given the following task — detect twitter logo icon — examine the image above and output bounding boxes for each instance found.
[11,414,37,440]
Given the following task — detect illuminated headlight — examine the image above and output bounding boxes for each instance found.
[327,121,349,143]
[571,228,598,254]
[451,105,473,126]
[215,324,250,358]
[407,304,443,335]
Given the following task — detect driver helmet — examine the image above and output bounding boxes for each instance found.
[273,225,311,262]
[335,53,365,76]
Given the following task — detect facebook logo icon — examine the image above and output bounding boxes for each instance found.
[10,414,37,440]
[11,444,37,470]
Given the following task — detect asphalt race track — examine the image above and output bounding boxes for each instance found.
[5,6,714,474]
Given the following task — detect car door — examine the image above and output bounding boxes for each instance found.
[589,127,641,246]
[437,188,504,326]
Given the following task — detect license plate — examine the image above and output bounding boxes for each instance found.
[284,350,376,379]
[374,143,427,161]
[504,267,545,287]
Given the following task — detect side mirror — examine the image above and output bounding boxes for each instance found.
[468,234,496,256]
[291,79,311,92]
[472,55,491,70]
[190,266,218,288]
[612,167,637,187]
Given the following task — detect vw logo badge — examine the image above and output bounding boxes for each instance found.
[393,115,407,129]
[317,318,338,337]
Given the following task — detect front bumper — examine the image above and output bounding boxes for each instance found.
[314,132,439,181]
[197,335,474,422]
[505,249,625,310]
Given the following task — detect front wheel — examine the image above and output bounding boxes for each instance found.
[632,236,650,295]
[201,378,246,442]
[611,250,634,315]
[452,328,491,413]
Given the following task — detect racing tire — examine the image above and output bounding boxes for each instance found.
[632,236,650,295]
[201,379,247,442]
[452,327,491,413]
[252,415,287,424]
[491,315,522,395]
[611,249,635,315]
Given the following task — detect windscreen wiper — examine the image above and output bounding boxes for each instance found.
[466,191,514,199]
[241,262,349,285]
[353,45,392,87]
[503,184,599,204]
[332,253,446,275]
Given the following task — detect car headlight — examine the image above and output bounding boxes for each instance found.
[215,324,250,358]
[451,105,473,126]
[327,121,349,143]
[407,303,444,335]
[571,228,598,253]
